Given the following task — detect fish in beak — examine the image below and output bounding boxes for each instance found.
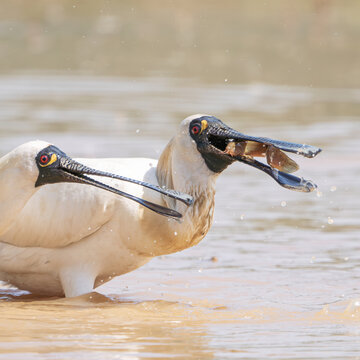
[189,115,321,192]
[35,145,193,219]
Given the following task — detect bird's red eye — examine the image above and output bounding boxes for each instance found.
[40,155,49,164]
[191,125,201,135]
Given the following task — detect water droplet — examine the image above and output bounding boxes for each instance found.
[240,214,245,220]
[327,217,334,225]
[135,129,140,134]
[224,78,228,82]
[280,201,287,207]
[330,185,337,192]
[174,231,178,236]
[316,190,323,198]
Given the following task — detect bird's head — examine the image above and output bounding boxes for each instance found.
[6,140,97,188]
[177,114,321,192]
[5,141,188,219]
[6,140,114,189]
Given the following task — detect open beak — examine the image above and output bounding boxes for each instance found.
[206,121,321,192]
[41,156,193,219]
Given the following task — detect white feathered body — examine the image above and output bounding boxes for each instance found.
[0,120,218,296]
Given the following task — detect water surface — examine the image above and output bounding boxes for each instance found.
[0,1,360,359]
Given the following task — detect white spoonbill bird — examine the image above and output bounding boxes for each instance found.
[0,141,192,238]
[0,115,321,297]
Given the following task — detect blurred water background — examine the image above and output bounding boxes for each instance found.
[0,1,360,359]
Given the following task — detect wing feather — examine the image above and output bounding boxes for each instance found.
[0,183,115,248]
[0,157,158,249]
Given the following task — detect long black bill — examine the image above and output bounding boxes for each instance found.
[234,155,317,192]
[59,157,191,219]
[214,126,322,159]
[60,157,193,206]
[211,125,321,192]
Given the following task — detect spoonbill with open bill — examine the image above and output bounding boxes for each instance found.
[0,115,321,297]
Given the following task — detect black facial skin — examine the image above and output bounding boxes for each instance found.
[35,145,68,187]
[33,145,193,219]
[188,115,322,192]
[189,116,236,173]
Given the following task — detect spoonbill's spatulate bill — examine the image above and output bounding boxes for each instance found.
[0,115,321,298]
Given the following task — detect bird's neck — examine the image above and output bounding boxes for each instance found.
[146,138,218,255]
[157,137,218,196]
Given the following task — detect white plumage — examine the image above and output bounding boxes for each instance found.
[0,114,320,297]
[0,140,52,237]
[0,116,214,297]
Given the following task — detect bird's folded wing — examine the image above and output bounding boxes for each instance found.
[0,183,116,248]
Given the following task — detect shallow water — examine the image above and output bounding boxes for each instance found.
[1,74,359,360]
[1,1,360,359]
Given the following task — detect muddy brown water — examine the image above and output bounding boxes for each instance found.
[1,1,360,359]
